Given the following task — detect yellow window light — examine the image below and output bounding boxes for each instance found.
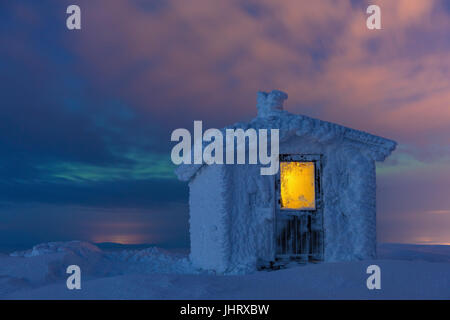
[280,162,316,210]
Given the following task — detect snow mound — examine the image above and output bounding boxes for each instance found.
[106,247,198,275]
[10,241,101,258]
[0,242,448,299]
[7,241,198,278]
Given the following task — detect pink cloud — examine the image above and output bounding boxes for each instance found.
[68,0,450,151]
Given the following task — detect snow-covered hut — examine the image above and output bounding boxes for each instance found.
[175,90,396,273]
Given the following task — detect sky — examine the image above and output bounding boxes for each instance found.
[0,0,449,250]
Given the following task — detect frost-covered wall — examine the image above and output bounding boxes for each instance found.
[280,135,378,262]
[188,136,379,272]
[188,165,229,272]
[189,163,276,273]
[226,164,276,272]
[322,145,377,261]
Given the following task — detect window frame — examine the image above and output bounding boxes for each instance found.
[276,154,323,215]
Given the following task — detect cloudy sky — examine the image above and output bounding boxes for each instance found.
[1,0,449,249]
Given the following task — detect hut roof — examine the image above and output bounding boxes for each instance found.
[175,90,396,181]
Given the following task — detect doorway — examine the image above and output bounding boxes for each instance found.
[275,154,324,262]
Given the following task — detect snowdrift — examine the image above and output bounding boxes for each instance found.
[0,241,448,299]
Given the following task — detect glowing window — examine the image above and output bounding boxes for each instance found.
[280,161,316,210]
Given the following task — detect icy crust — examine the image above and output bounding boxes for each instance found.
[175,96,396,182]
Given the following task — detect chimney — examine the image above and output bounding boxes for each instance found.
[257,90,288,118]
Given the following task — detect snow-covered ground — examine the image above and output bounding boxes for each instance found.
[0,241,448,299]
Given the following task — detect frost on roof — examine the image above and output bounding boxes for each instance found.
[175,90,397,182]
